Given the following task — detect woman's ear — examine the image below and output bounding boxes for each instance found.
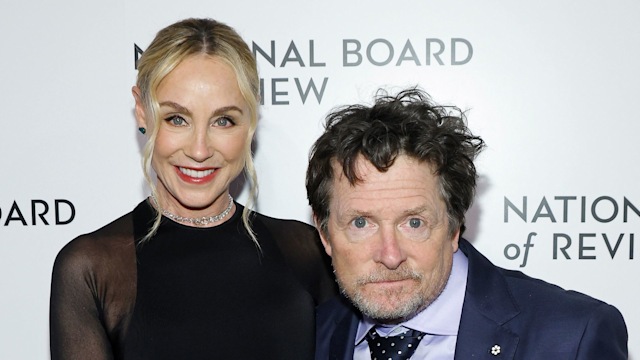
[132,86,148,130]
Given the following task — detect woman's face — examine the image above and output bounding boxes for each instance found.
[137,54,251,217]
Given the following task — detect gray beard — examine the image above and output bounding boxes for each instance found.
[335,266,446,324]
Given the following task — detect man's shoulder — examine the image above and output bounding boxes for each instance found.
[462,237,614,315]
[501,267,603,305]
[500,269,625,336]
[460,239,628,357]
[462,238,614,314]
[496,265,625,330]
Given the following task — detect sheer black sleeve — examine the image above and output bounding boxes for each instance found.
[50,213,136,360]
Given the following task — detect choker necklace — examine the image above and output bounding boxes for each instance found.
[151,194,234,227]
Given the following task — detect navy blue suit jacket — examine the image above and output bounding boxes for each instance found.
[316,239,628,359]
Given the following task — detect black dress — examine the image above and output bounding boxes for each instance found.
[50,200,336,359]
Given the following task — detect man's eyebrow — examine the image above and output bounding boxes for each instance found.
[402,205,431,215]
[342,210,373,218]
[342,205,435,217]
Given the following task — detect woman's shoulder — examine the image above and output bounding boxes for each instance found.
[50,207,139,350]
[250,210,318,240]
[53,209,135,277]
[249,210,338,303]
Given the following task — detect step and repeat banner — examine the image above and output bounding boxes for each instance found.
[1,0,638,358]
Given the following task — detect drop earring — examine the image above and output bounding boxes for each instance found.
[138,127,146,135]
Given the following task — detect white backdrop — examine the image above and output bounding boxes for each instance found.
[1,1,638,358]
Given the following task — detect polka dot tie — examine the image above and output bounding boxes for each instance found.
[365,328,425,360]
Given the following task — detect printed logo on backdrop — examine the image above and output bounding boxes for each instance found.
[134,37,473,105]
[0,199,76,226]
[503,196,637,267]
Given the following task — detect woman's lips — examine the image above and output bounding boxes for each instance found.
[175,166,218,184]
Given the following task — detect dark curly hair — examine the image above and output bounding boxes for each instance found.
[306,87,485,236]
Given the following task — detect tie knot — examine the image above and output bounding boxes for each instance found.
[365,328,425,360]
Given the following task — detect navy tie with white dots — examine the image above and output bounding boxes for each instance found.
[365,328,425,360]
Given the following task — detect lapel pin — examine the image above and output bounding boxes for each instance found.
[491,344,501,356]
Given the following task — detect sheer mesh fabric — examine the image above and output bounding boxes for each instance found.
[50,212,136,359]
[50,201,336,359]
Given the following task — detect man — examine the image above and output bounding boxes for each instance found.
[306,88,627,359]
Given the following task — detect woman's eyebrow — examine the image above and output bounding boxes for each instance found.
[159,101,191,116]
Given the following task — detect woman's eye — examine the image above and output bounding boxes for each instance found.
[408,218,422,228]
[214,117,234,127]
[165,115,186,126]
[353,217,367,229]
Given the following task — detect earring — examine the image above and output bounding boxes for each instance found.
[138,127,146,135]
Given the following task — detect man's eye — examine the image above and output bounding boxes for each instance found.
[353,217,367,229]
[409,218,422,228]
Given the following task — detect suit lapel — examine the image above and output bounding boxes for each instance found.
[454,239,520,359]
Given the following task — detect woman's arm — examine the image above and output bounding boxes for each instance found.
[50,238,114,360]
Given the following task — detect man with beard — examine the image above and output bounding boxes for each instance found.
[306,88,627,359]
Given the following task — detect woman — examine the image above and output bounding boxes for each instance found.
[50,18,335,359]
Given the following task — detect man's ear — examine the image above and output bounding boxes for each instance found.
[313,215,332,257]
[451,227,461,252]
[132,86,148,130]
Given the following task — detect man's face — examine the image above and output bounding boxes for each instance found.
[318,155,460,324]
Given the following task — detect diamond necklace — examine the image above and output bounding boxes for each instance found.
[151,194,234,227]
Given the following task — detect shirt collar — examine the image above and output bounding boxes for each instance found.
[355,249,468,344]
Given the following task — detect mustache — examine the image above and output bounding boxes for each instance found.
[355,266,423,285]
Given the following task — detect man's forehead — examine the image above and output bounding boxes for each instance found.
[329,159,447,226]
[330,155,435,184]
[329,155,442,208]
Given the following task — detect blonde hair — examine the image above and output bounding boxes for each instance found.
[136,18,260,244]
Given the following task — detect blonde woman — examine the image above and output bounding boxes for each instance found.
[50,18,335,359]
